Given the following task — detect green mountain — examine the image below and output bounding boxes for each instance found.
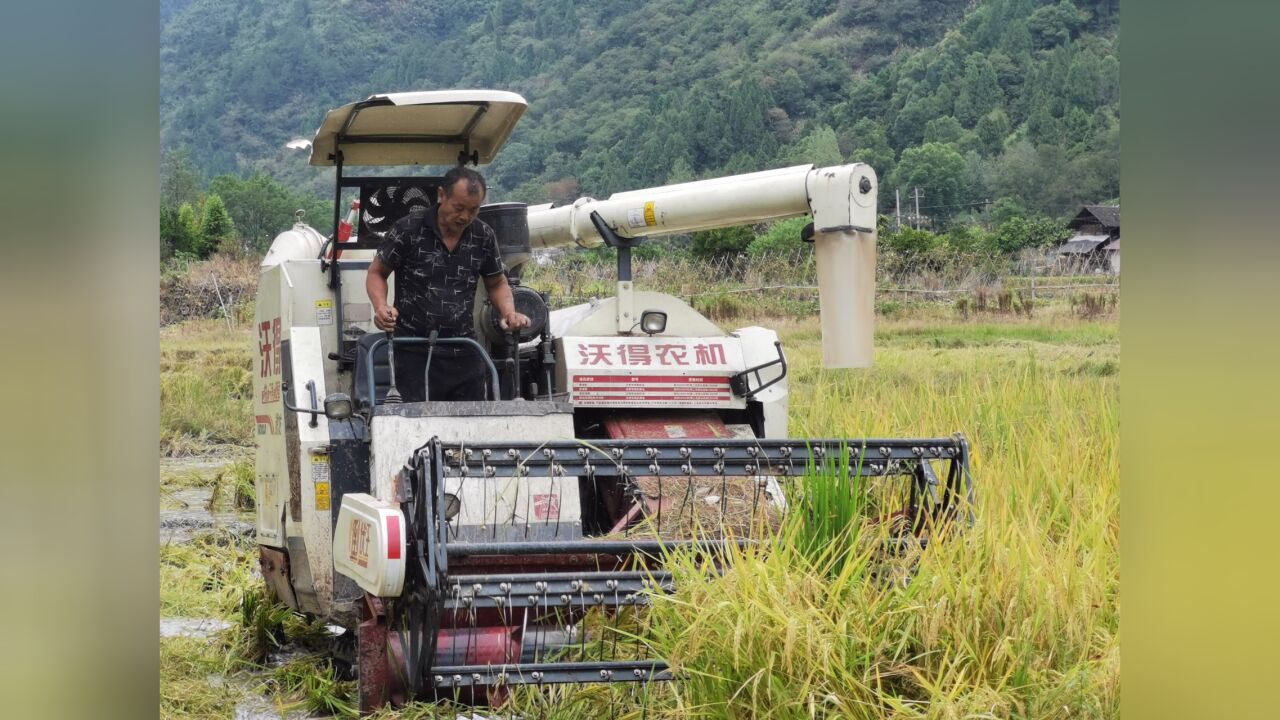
[161,0,1118,222]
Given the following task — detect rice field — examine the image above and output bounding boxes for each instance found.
[159,299,1118,718]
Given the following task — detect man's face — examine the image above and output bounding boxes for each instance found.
[436,180,485,236]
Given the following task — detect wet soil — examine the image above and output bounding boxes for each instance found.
[160,486,256,543]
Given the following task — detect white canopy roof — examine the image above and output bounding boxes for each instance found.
[308,90,528,167]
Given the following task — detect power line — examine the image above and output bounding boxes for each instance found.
[916,198,994,211]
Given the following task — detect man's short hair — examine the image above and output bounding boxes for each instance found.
[441,166,487,199]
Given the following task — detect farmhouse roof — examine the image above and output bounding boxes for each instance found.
[1071,205,1120,229]
[1059,234,1109,254]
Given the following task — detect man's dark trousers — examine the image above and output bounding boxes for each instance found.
[392,344,489,402]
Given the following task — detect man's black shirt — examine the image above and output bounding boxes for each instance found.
[375,205,505,339]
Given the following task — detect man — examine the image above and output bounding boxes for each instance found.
[367,166,530,401]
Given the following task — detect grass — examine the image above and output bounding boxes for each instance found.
[161,529,259,618]
[159,296,1118,718]
[160,319,255,456]
[773,314,1118,718]
[208,457,256,511]
[160,635,246,718]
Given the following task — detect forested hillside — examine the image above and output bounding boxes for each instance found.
[161,0,1118,251]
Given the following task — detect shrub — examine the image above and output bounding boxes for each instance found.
[691,225,755,259]
[746,216,811,256]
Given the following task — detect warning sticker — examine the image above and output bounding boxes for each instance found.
[311,454,330,482]
[626,208,646,228]
[643,201,657,226]
[315,299,334,325]
[312,454,331,510]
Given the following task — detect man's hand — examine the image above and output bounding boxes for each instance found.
[374,305,399,331]
[501,312,532,331]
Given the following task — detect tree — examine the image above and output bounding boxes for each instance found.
[198,193,234,258]
[160,205,199,260]
[725,78,778,159]
[890,142,967,223]
[1025,93,1062,145]
[985,196,1027,227]
[1028,1,1089,48]
[772,68,806,116]
[1066,50,1104,111]
[999,19,1033,57]
[891,97,939,149]
[165,202,203,257]
[991,216,1070,253]
[924,116,974,151]
[1064,106,1093,153]
[883,226,942,254]
[962,150,990,204]
[986,139,1078,216]
[667,157,696,185]
[691,225,755,259]
[986,50,1023,105]
[943,224,992,253]
[975,108,1011,155]
[849,118,897,200]
[209,173,327,253]
[954,54,1001,126]
[786,124,843,166]
[747,216,811,256]
[161,147,202,211]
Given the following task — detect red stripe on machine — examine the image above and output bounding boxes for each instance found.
[386,515,401,560]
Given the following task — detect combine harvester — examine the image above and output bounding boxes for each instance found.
[253,90,973,712]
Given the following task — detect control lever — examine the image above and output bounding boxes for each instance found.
[383,329,403,404]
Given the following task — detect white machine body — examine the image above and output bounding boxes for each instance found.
[368,405,582,545]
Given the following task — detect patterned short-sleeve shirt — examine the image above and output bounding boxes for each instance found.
[376,206,505,339]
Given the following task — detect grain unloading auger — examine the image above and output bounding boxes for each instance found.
[253,91,974,713]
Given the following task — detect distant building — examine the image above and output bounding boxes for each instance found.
[1059,205,1119,273]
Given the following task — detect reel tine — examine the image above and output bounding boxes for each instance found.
[640,669,651,720]
[450,476,463,542]
[750,472,762,530]
[554,472,563,537]
[652,468,660,534]
[676,476,690,537]
[579,585,588,661]
[524,472,533,540]
[720,471,729,528]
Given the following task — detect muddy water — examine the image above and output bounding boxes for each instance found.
[160,617,232,639]
[160,487,256,543]
[160,455,256,543]
[162,456,299,718]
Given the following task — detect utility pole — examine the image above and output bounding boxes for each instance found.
[910,187,924,229]
[895,188,901,233]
